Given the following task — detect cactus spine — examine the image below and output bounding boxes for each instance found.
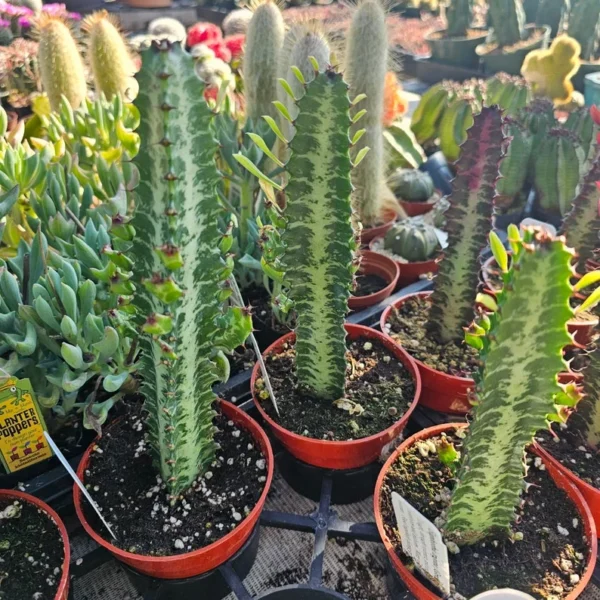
[243,0,285,121]
[568,0,600,62]
[446,228,582,545]
[345,0,388,227]
[427,108,505,345]
[36,15,87,112]
[132,42,251,499]
[446,0,472,38]
[488,0,526,48]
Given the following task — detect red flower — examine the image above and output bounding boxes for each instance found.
[206,40,232,63]
[204,86,218,103]
[187,22,222,48]
[224,34,245,58]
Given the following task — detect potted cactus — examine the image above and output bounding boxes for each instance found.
[375,228,599,600]
[425,0,488,69]
[236,60,422,471]
[387,168,440,216]
[73,41,273,582]
[476,0,551,76]
[568,0,600,92]
[0,489,71,600]
[381,107,505,414]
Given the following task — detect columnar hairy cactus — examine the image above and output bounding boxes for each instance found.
[488,0,526,48]
[568,0,600,62]
[559,152,600,274]
[36,15,87,112]
[383,219,439,261]
[243,0,285,121]
[446,0,472,38]
[345,0,388,227]
[445,228,583,544]
[222,8,253,36]
[83,11,136,101]
[535,0,569,38]
[534,127,583,216]
[132,42,251,499]
[148,17,187,42]
[426,107,505,345]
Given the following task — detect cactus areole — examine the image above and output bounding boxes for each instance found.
[131,41,251,500]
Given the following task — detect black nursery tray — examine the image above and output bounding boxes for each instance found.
[414,57,483,85]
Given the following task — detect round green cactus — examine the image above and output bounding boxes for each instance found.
[383,219,440,262]
[388,168,435,203]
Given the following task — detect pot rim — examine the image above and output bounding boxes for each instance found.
[425,27,489,43]
[250,323,422,449]
[476,24,551,57]
[350,250,400,305]
[73,398,274,566]
[368,236,443,267]
[0,489,71,600]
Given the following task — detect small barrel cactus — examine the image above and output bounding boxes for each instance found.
[383,219,440,262]
[83,11,135,101]
[388,168,434,203]
[147,17,186,42]
[222,8,253,36]
[36,14,87,111]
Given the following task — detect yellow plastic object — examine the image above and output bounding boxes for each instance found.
[521,35,581,106]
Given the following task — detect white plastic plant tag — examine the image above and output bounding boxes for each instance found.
[433,227,449,249]
[519,218,557,237]
[391,491,450,595]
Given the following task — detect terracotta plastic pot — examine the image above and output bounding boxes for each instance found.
[380,292,473,414]
[74,399,274,580]
[0,489,70,600]
[374,423,598,600]
[399,199,436,217]
[368,237,440,288]
[360,210,397,245]
[349,250,400,310]
[251,323,422,470]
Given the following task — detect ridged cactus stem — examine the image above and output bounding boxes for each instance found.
[83,11,135,101]
[559,152,600,274]
[446,0,472,38]
[243,0,285,121]
[488,0,526,48]
[568,0,600,62]
[345,0,388,228]
[132,42,251,499]
[535,0,569,38]
[36,15,87,112]
[426,107,505,345]
[446,228,579,545]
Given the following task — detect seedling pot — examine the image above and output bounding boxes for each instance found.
[0,489,71,600]
[374,424,598,600]
[398,198,437,217]
[380,292,473,414]
[73,399,274,580]
[425,28,488,69]
[360,210,397,245]
[349,251,400,310]
[368,238,440,288]
[251,323,422,470]
[257,585,350,599]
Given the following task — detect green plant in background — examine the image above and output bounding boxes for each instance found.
[383,219,440,262]
[426,107,505,345]
[82,11,136,102]
[236,60,361,400]
[387,169,434,202]
[445,228,599,544]
[559,152,600,274]
[383,121,426,171]
[487,0,527,48]
[132,42,252,499]
[345,0,387,228]
[446,0,472,38]
[533,127,584,217]
[36,14,86,112]
[567,0,600,63]
[564,105,600,169]
[535,0,570,38]
[484,73,531,113]
[243,0,285,122]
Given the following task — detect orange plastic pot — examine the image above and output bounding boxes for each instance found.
[360,210,397,245]
[369,237,440,287]
[251,323,422,470]
[74,400,274,580]
[374,424,598,600]
[349,250,400,310]
[380,291,473,414]
[399,199,436,217]
[0,489,71,600]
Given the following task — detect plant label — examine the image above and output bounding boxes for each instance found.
[391,491,450,595]
[0,377,51,473]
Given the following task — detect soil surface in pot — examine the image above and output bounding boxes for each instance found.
[0,497,65,600]
[229,345,256,377]
[537,424,600,489]
[256,336,415,441]
[81,407,268,556]
[243,284,294,344]
[479,28,546,55]
[380,432,589,599]
[384,296,478,376]
[353,273,388,297]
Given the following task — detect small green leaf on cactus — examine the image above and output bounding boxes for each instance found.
[142,276,183,304]
[576,287,600,314]
[291,66,306,85]
[574,271,600,291]
[353,147,370,167]
[351,93,367,106]
[155,244,184,270]
[247,133,284,167]
[475,292,498,312]
[273,101,293,123]
[351,109,367,123]
[490,231,508,273]
[278,78,297,102]
[438,436,460,468]
[308,56,320,71]
[262,115,288,144]
[142,313,173,336]
[351,129,366,146]
[233,154,283,189]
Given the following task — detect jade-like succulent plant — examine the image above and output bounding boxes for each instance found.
[383,219,440,262]
[426,107,505,345]
[487,0,527,48]
[445,228,598,544]
[387,168,434,203]
[567,0,600,62]
[132,41,252,499]
[446,0,472,38]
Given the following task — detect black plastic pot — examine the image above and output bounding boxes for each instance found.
[420,151,453,197]
[425,28,488,69]
[573,60,600,93]
[257,586,349,599]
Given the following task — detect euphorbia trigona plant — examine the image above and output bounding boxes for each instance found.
[131,41,252,500]
[444,227,600,544]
